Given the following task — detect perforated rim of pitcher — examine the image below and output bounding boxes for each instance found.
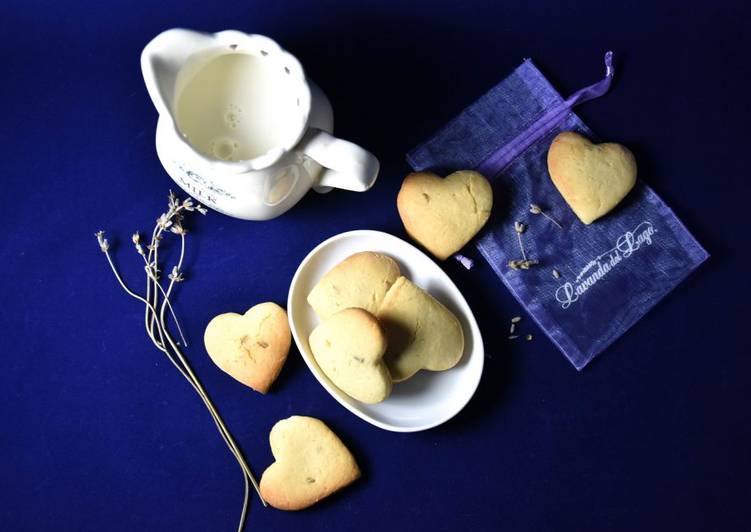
[171,32,312,174]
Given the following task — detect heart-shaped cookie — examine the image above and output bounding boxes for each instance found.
[397,170,493,260]
[309,308,392,404]
[203,302,290,393]
[376,276,464,382]
[547,131,637,224]
[307,251,400,320]
[260,416,360,510]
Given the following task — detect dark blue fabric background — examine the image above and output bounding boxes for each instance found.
[1,1,749,530]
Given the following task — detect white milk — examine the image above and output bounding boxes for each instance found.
[174,52,302,161]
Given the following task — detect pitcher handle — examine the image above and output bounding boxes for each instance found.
[299,129,379,193]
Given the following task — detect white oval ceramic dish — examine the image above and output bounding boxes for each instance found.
[288,230,484,432]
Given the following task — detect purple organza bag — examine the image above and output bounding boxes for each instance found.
[407,52,708,369]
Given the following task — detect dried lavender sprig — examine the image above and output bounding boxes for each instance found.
[98,219,262,531]
[142,195,262,484]
[145,204,265,525]
[95,194,263,532]
[514,221,528,261]
[529,204,562,229]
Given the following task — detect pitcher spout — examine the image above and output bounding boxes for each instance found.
[140,28,215,119]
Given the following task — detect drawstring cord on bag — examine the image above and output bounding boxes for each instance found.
[476,51,614,178]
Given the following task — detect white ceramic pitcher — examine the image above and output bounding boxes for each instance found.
[141,29,379,220]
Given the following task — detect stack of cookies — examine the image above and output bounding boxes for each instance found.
[307,251,465,403]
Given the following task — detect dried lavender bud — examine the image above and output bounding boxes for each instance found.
[95,231,109,252]
[529,203,562,228]
[453,253,475,270]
